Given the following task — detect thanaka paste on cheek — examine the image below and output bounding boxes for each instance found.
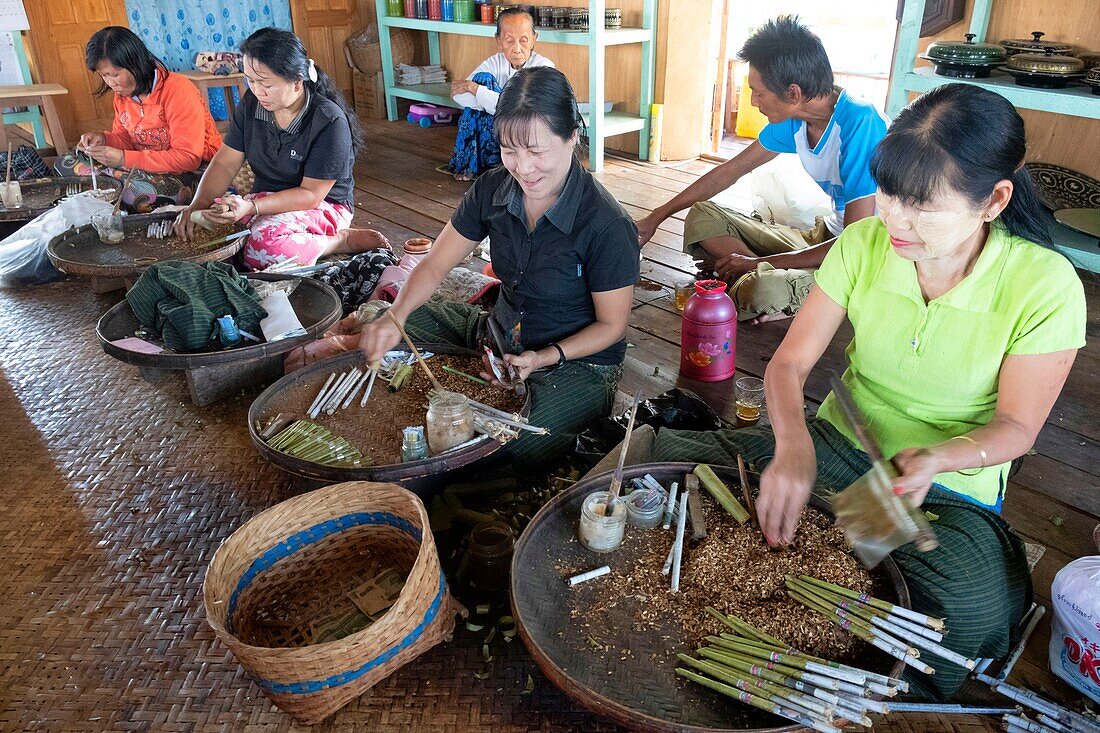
[913,208,985,257]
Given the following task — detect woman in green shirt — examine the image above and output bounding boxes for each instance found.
[655,83,1086,699]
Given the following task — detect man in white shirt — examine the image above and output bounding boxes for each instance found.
[446,8,554,180]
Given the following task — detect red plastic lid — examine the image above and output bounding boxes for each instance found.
[694,279,728,295]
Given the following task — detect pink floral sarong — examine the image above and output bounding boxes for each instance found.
[240,191,354,270]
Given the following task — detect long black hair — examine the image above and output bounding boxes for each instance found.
[239,27,364,156]
[86,26,165,98]
[871,83,1053,246]
[739,16,833,100]
[494,66,586,155]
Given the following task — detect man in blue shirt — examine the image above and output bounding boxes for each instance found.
[636,16,888,320]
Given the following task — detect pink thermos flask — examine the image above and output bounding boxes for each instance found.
[679,280,736,381]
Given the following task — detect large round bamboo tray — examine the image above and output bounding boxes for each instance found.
[248,347,530,495]
[511,463,910,733]
[0,176,122,223]
[96,273,341,405]
[47,211,247,279]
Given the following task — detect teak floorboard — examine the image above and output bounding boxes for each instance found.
[0,118,1094,732]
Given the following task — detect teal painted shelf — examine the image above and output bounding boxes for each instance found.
[375,0,657,171]
[389,81,646,136]
[887,0,1100,273]
[896,68,1100,119]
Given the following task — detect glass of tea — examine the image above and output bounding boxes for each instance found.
[735,376,764,422]
[674,279,695,312]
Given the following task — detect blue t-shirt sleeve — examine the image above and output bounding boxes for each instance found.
[757,120,797,154]
[838,108,888,206]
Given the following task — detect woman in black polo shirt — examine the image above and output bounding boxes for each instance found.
[173,27,388,270]
[360,67,639,467]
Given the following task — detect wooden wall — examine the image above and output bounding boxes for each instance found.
[290,0,380,99]
[914,0,1100,177]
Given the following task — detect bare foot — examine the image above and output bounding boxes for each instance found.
[751,312,793,324]
[342,228,391,252]
[453,171,475,182]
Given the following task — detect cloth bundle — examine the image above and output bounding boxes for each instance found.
[0,145,50,181]
[194,51,244,75]
[126,261,267,352]
[395,64,447,85]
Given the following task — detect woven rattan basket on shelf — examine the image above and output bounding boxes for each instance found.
[231,161,255,196]
[203,481,463,723]
[345,24,414,75]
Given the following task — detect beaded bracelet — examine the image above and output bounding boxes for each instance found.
[950,434,988,471]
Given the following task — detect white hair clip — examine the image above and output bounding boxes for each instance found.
[307,58,318,82]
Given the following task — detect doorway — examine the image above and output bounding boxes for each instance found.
[709,1,898,159]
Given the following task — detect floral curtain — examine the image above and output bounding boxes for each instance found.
[123,0,292,119]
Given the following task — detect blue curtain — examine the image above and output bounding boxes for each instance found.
[123,0,293,119]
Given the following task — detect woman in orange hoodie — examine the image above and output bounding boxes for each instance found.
[53,26,222,212]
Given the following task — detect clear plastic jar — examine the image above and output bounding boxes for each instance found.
[401,426,428,462]
[426,391,475,454]
[579,491,627,553]
[625,487,666,529]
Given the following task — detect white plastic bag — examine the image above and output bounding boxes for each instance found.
[750,154,834,231]
[1049,555,1100,703]
[0,192,116,287]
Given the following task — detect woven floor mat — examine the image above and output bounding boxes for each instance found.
[0,281,1002,733]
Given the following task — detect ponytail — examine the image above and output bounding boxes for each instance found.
[239,27,364,156]
[307,64,365,156]
[1001,165,1054,246]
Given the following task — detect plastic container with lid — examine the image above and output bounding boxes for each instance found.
[427,391,475,454]
[920,34,1006,78]
[578,491,627,553]
[625,487,666,529]
[1005,48,1085,89]
[1000,31,1072,56]
[680,279,736,382]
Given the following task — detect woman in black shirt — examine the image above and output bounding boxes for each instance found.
[359,67,639,466]
[174,27,388,270]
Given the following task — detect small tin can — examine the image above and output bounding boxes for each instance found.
[415,0,428,18]
[429,0,442,19]
[552,7,568,28]
[442,0,454,20]
[605,8,621,29]
[479,2,494,22]
[537,5,554,27]
[568,8,588,30]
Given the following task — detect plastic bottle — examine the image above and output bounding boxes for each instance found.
[679,279,736,381]
[216,315,242,347]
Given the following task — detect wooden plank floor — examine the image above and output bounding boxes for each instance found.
[0,118,1094,733]
[352,119,1100,718]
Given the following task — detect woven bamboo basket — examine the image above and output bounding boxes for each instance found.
[345,24,414,75]
[203,481,463,723]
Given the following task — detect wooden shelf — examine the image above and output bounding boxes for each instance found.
[389,82,647,136]
[374,0,657,171]
[898,67,1100,119]
[380,16,653,46]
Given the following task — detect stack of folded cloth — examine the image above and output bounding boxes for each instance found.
[395,64,448,85]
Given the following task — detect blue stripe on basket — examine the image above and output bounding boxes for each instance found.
[226,511,423,635]
[257,572,447,695]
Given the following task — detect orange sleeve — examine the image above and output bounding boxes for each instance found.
[121,74,207,174]
[102,95,136,150]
